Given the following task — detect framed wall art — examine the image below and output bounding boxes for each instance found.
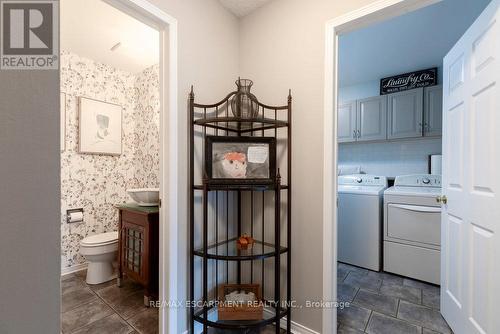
[78,97,122,155]
[205,136,276,185]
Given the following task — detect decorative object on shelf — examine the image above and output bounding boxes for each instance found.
[230,78,259,119]
[237,234,255,250]
[380,67,437,95]
[78,96,123,155]
[205,136,276,185]
[218,284,263,321]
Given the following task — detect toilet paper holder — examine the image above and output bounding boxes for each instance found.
[67,208,84,224]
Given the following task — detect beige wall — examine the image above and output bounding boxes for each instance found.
[0,69,61,334]
[0,0,238,332]
[145,1,239,331]
[238,0,379,331]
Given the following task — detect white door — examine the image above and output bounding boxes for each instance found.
[441,1,499,333]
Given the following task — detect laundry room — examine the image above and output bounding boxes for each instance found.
[335,0,492,333]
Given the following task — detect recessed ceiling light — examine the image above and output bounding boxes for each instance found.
[110,42,121,51]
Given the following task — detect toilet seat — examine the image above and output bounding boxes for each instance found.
[81,231,118,247]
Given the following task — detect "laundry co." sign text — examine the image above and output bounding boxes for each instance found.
[380,68,437,95]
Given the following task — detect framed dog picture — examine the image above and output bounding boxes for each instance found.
[205,136,276,185]
[78,97,122,155]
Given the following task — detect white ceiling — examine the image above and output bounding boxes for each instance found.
[61,0,159,73]
[218,0,273,17]
[338,0,492,87]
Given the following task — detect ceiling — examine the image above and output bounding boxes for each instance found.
[338,0,492,87]
[218,0,273,17]
[61,0,159,73]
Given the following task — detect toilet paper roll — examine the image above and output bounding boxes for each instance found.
[430,155,442,175]
[68,211,83,223]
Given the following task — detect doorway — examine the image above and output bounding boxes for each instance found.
[59,0,179,333]
[322,0,495,333]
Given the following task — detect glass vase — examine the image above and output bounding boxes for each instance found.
[230,79,259,119]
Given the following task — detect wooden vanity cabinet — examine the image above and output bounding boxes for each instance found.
[116,205,159,306]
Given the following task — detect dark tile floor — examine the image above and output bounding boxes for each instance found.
[62,270,284,334]
[61,270,157,334]
[337,262,453,334]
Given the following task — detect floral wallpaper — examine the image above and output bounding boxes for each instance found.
[133,65,160,187]
[60,51,159,269]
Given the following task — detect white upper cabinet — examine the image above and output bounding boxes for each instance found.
[423,85,443,137]
[387,88,424,139]
[338,101,357,143]
[357,96,387,142]
[337,85,442,143]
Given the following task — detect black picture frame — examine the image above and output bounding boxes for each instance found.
[205,136,276,185]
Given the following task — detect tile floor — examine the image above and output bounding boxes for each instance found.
[61,270,157,334]
[61,270,284,334]
[337,262,453,334]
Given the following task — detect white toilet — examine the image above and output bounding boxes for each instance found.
[80,231,119,284]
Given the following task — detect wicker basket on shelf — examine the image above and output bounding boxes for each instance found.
[218,284,263,321]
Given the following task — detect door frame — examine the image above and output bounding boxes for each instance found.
[98,1,179,332]
[322,0,441,332]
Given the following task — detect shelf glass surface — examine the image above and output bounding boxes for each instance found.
[193,117,288,133]
[194,238,287,261]
[194,304,288,330]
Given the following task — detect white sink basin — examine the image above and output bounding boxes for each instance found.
[127,188,160,206]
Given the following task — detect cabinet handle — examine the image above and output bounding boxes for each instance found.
[419,122,423,134]
[357,130,361,138]
[353,130,356,139]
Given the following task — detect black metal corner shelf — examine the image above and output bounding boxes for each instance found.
[189,85,292,333]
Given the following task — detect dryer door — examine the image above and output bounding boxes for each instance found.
[386,203,441,247]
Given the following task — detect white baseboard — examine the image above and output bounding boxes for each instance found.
[282,319,321,334]
[180,311,319,334]
[264,309,321,334]
[61,263,88,276]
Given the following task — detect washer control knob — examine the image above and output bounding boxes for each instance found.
[422,178,431,184]
[356,178,362,184]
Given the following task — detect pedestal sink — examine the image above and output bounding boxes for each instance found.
[126,188,160,206]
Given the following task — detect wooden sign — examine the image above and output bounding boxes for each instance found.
[380,68,438,95]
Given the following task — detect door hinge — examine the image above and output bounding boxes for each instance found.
[159,198,162,208]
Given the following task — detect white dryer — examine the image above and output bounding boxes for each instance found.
[338,174,388,271]
[383,174,442,285]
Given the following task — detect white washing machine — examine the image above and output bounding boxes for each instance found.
[338,174,388,271]
[383,174,442,285]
